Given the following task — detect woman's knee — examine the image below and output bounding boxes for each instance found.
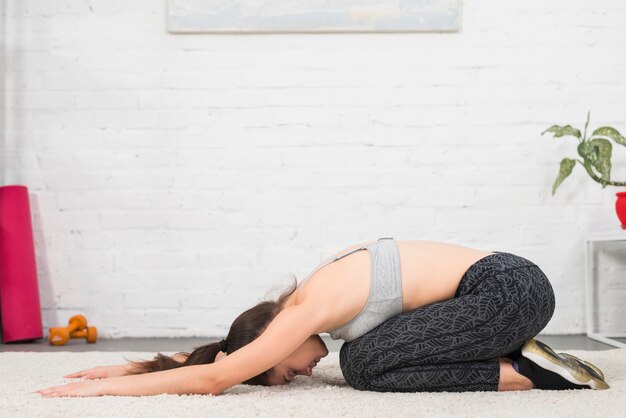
[529,264,556,332]
[509,264,556,340]
[339,342,370,390]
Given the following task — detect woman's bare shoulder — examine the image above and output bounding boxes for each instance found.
[288,241,376,330]
[329,239,378,260]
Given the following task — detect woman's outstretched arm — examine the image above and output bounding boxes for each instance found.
[37,363,219,397]
[60,352,189,381]
[37,300,330,397]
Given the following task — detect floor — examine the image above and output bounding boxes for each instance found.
[1,335,623,353]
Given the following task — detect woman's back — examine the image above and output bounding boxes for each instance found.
[289,239,494,335]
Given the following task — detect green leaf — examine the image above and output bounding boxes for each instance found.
[552,158,576,195]
[542,125,582,139]
[591,126,626,146]
[577,138,612,184]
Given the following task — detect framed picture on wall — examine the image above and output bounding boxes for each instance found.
[167,0,461,33]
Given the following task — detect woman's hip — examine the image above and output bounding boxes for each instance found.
[454,251,556,332]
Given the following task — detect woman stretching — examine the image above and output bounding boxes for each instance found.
[37,238,609,397]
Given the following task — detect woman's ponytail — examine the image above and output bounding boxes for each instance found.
[124,341,222,374]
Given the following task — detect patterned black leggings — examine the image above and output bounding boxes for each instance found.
[339,251,556,392]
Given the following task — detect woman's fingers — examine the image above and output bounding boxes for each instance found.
[63,365,126,380]
[37,385,65,397]
[64,367,101,379]
[64,371,94,378]
[63,370,88,378]
[36,380,104,397]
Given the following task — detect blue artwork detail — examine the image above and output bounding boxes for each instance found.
[168,0,461,33]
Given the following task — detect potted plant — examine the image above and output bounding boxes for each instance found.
[542,112,626,229]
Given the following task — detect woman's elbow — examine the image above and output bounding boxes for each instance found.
[196,375,224,396]
[207,376,226,396]
[183,364,225,396]
[204,385,225,396]
[201,368,227,396]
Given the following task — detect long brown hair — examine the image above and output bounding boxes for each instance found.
[124,275,298,385]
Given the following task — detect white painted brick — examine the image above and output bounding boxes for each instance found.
[6,0,626,336]
[99,211,169,230]
[133,251,197,270]
[77,230,117,249]
[75,92,138,110]
[124,291,181,309]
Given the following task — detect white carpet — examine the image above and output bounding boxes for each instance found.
[2,348,625,418]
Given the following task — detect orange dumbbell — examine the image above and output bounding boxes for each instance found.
[49,315,98,346]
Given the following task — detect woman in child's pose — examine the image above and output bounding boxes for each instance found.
[37,238,608,397]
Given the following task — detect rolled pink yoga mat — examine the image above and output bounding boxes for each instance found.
[0,185,43,343]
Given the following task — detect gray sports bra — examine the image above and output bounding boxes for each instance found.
[298,237,403,342]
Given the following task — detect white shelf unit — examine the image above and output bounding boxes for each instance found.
[584,235,626,348]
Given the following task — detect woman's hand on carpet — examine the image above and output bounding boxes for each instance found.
[36,379,106,398]
[63,364,129,380]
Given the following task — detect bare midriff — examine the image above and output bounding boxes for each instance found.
[290,240,495,333]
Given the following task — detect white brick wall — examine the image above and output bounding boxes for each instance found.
[2,0,626,338]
